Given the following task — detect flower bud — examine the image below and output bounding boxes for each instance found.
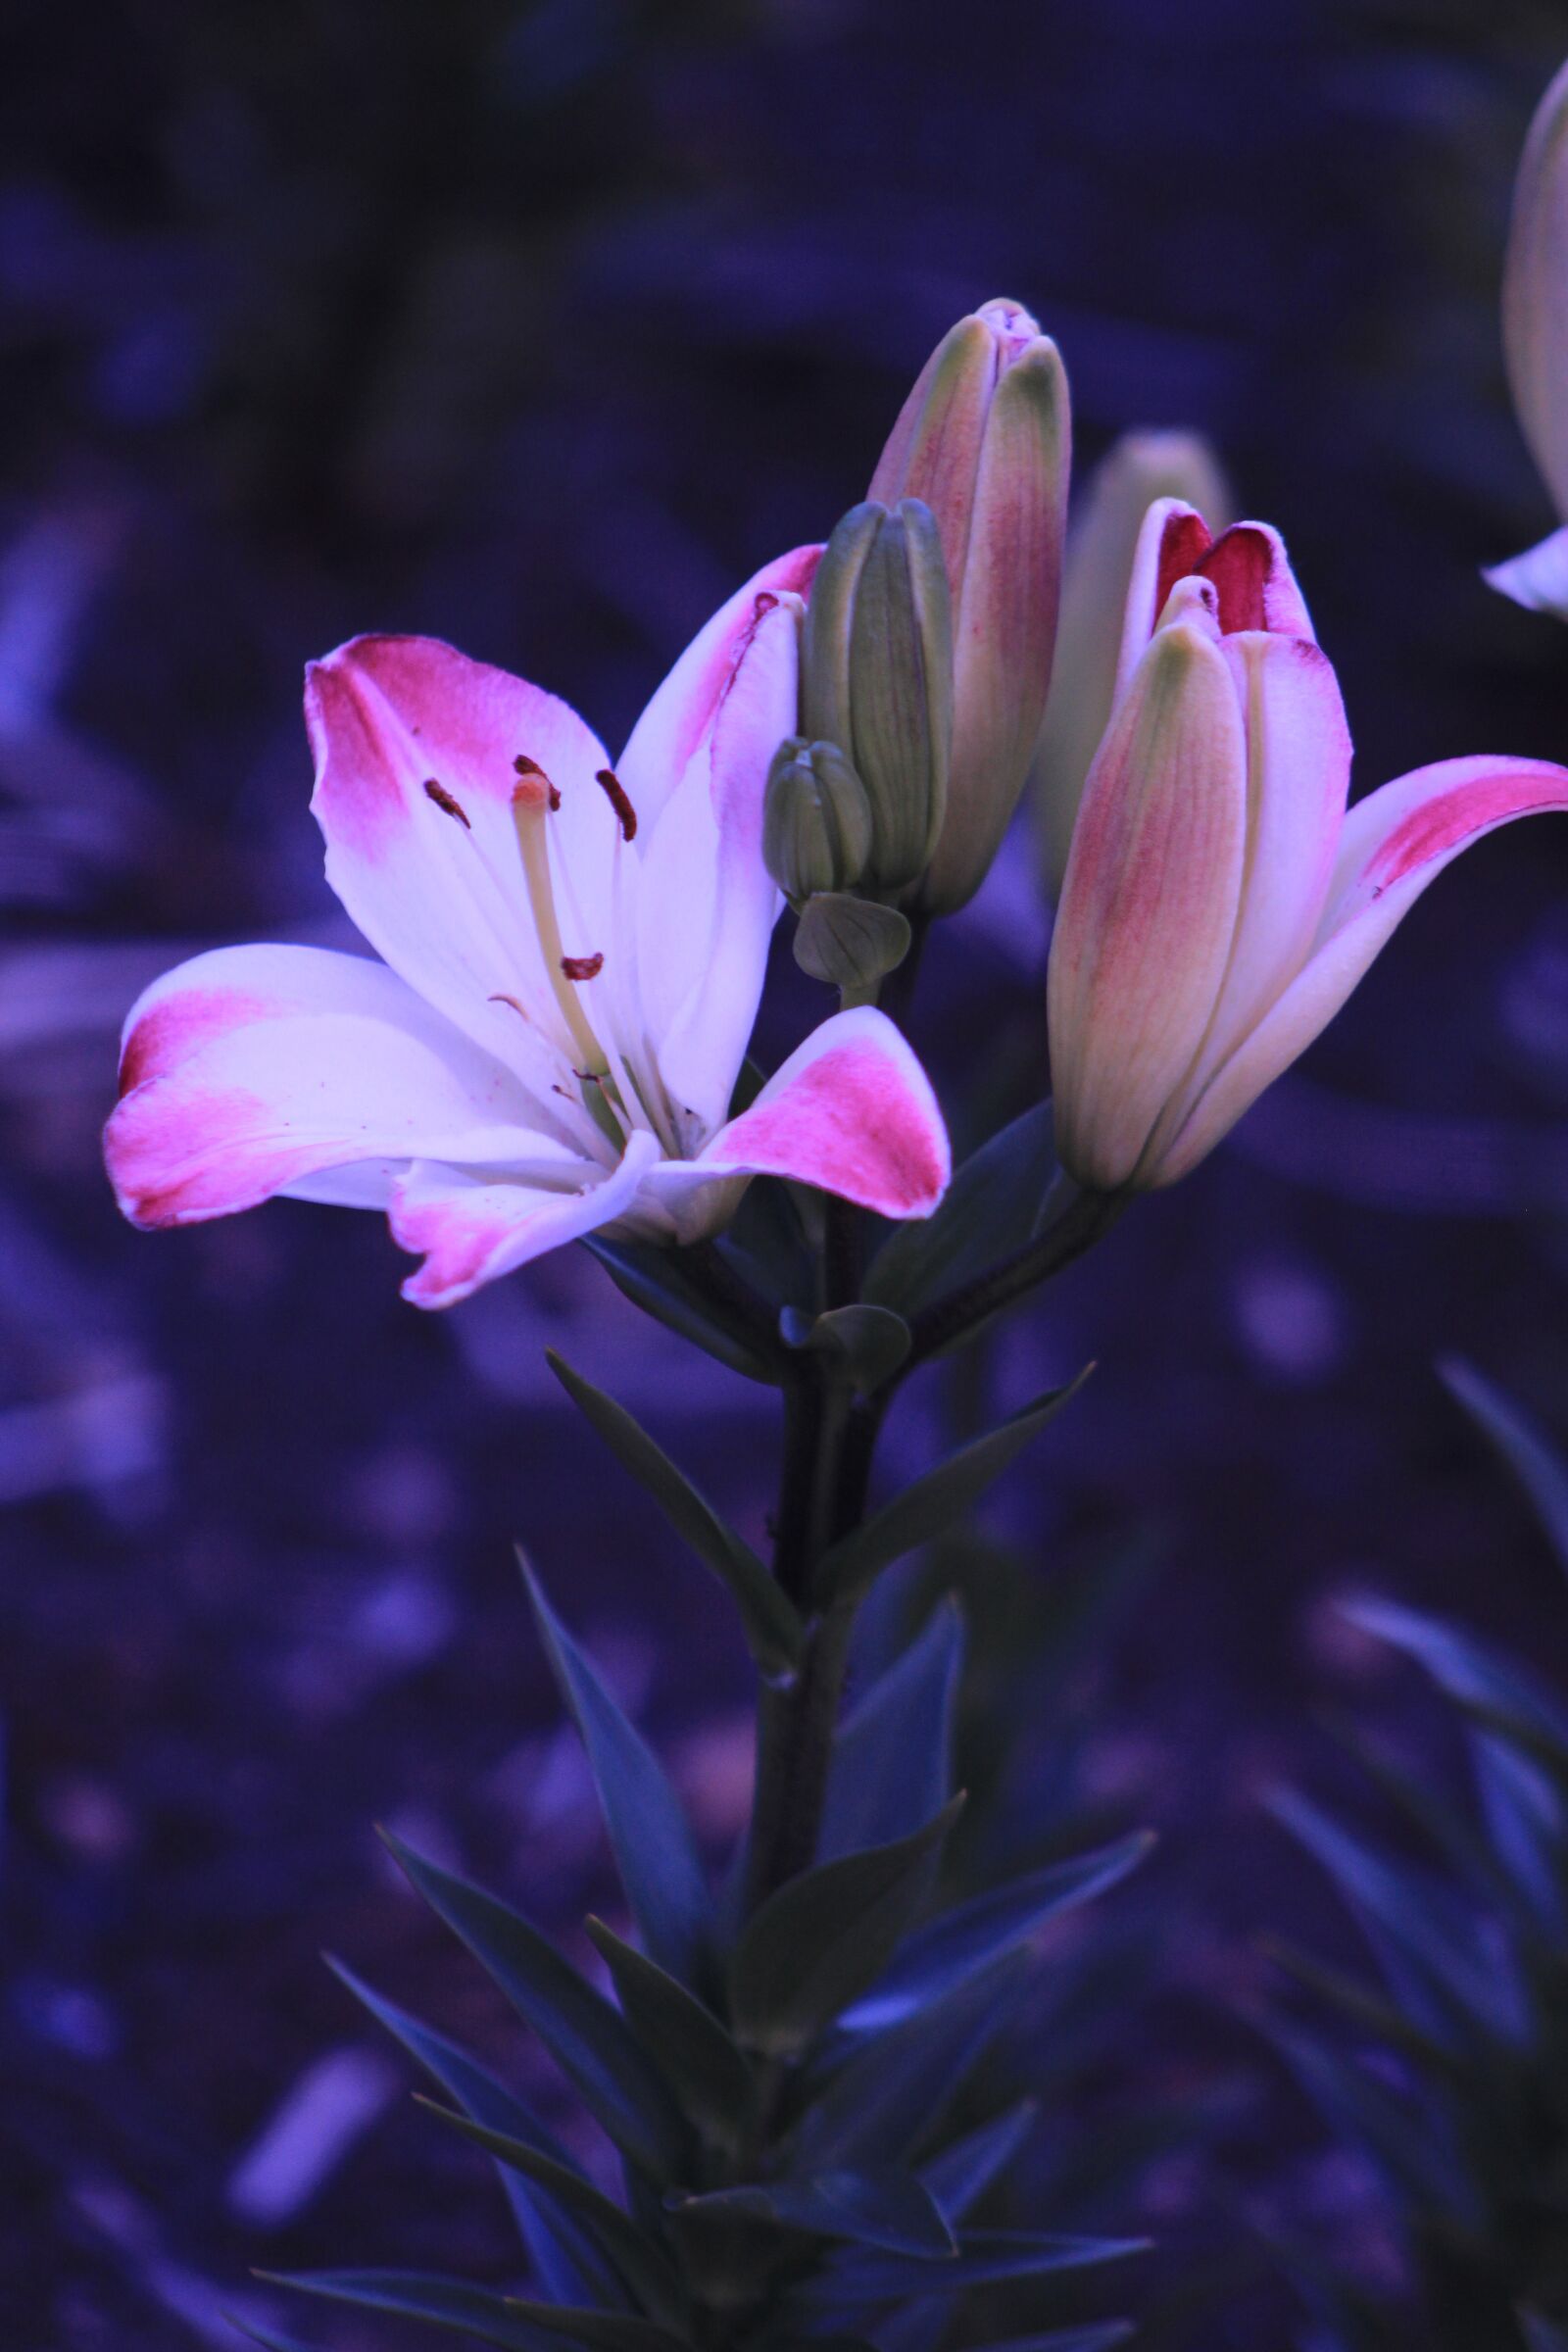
[802,499,953,896]
[1486,58,1568,617]
[762,737,873,905]
[870,298,1071,912]
[1032,431,1233,899]
[793,892,911,996]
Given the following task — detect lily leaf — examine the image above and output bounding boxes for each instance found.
[380,1833,685,2180]
[1442,1356,1568,1576]
[820,1600,963,1858]
[813,1377,1090,1609]
[866,1101,1059,1318]
[259,2271,553,2350]
[918,2101,1037,2223]
[414,2101,686,2331]
[842,1831,1154,2030]
[729,1797,963,2055]
[327,1957,625,2309]
[583,1234,781,1386]
[799,2227,1149,2307]
[670,2167,956,2258]
[520,1559,710,1984]
[584,1917,756,2152]
[546,1351,802,1674]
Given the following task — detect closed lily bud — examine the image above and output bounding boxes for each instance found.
[1033,430,1233,898]
[1050,501,1568,1193]
[870,298,1071,912]
[762,737,873,904]
[802,498,953,896]
[1487,57,1568,617]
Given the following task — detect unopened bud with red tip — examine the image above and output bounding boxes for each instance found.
[763,737,873,905]
[802,498,953,896]
[869,297,1071,912]
[1033,429,1233,898]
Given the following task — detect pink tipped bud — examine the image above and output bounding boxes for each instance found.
[869,298,1071,912]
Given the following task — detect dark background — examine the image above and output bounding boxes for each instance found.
[9,0,1568,2343]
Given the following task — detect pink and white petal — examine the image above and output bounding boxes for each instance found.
[1048,619,1249,1192]
[1163,632,1350,1110]
[1113,499,1212,703]
[306,635,613,1069]
[391,1128,662,1308]
[613,547,821,840]
[107,972,575,1231]
[1153,754,1568,1185]
[691,1006,950,1218]
[635,590,805,1143]
[1483,525,1568,619]
[1196,521,1315,640]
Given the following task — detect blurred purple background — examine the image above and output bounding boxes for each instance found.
[9,1,1568,2343]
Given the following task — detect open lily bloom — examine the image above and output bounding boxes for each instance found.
[106,554,951,1306]
[1049,502,1568,1191]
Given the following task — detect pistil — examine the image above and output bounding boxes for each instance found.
[511,768,609,1077]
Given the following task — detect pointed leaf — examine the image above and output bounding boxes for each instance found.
[1268,2025,1473,2220]
[415,2102,686,2330]
[729,1797,963,2054]
[583,1233,783,1385]
[671,2167,956,2258]
[584,1917,756,2151]
[1443,1357,1568,1575]
[380,1833,685,2179]
[821,1601,963,1859]
[546,1350,802,1673]
[521,1560,710,1983]
[813,1380,1090,1608]
[261,2271,554,2350]
[800,2228,1148,2307]
[795,1951,1035,2168]
[919,2103,1037,2223]
[843,1832,1154,2030]
[866,1102,1059,1317]
[327,1958,623,2307]
[1342,1595,1568,1761]
[503,2305,686,2352]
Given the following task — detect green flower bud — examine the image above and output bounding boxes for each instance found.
[793,891,912,996]
[762,737,873,905]
[802,499,953,898]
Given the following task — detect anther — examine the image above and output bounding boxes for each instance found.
[561,953,604,982]
[515,753,561,810]
[594,767,638,841]
[423,778,471,827]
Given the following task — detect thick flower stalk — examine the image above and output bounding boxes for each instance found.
[1033,428,1232,898]
[106,555,951,1305]
[1049,501,1568,1191]
[868,297,1070,912]
[1488,54,1568,618]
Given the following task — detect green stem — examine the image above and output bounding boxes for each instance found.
[902,1178,1128,1373]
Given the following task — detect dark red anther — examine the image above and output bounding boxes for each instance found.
[423,778,470,827]
[594,767,638,841]
[514,753,561,808]
[561,953,605,982]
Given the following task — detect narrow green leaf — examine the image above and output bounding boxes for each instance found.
[259,2271,552,2350]
[327,1957,624,2308]
[918,2102,1036,2222]
[502,2305,687,2352]
[843,1831,1154,2029]
[1442,1356,1568,1575]
[795,1951,1034,2169]
[821,1601,963,1857]
[415,2101,686,2331]
[671,2167,956,2258]
[380,1833,685,2180]
[583,1234,782,1385]
[1268,2025,1472,2218]
[584,1917,756,2151]
[800,2228,1148,2307]
[520,1560,710,1984]
[729,1797,962,2055]
[1342,1595,1568,1760]
[813,1377,1091,1608]
[866,1101,1059,1317]
[546,1351,802,1673]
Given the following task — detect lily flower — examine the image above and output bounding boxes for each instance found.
[106,554,952,1306]
[1049,501,1568,1191]
[1487,56,1568,618]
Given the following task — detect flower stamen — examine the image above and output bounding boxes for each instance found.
[511,770,609,1076]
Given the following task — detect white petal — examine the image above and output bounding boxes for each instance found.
[1483,525,1568,618]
